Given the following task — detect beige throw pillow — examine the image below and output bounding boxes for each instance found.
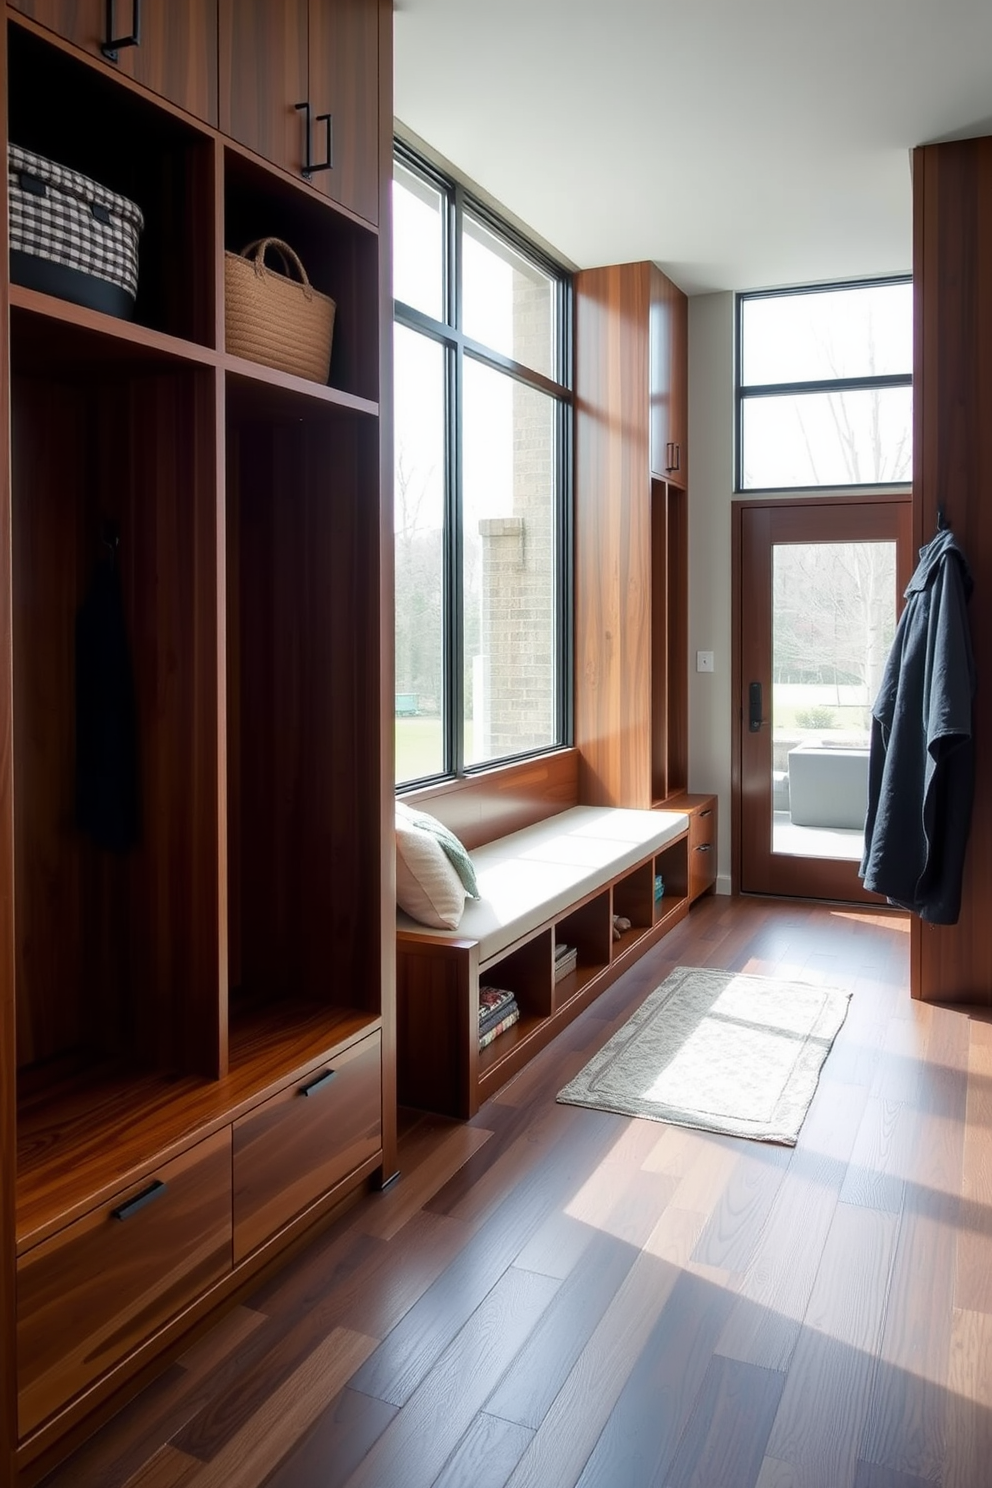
[396,809,467,929]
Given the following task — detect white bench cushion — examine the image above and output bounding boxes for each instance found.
[397,805,689,963]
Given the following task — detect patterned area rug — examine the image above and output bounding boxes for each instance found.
[557,965,851,1145]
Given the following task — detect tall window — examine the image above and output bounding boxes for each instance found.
[393,144,572,786]
[737,278,912,491]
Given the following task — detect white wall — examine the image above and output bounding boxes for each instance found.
[687,292,735,893]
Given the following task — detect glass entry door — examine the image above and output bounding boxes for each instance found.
[737,496,913,902]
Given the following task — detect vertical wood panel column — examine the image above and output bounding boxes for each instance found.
[575,263,653,808]
[913,139,992,1004]
[574,261,689,810]
[0,23,18,1487]
[376,0,397,1182]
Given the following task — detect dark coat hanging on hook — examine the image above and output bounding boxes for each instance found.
[75,539,140,852]
[859,525,975,923]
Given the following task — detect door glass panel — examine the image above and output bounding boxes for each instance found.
[772,540,897,860]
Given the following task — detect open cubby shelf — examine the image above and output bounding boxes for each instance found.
[397,830,695,1121]
[2,6,392,1472]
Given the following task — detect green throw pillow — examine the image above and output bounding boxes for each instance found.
[395,800,480,898]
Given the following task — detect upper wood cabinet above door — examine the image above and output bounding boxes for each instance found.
[649,264,688,486]
[9,0,220,125]
[220,0,379,225]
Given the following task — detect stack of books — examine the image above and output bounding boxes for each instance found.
[554,942,578,981]
[478,985,519,1050]
[654,873,665,902]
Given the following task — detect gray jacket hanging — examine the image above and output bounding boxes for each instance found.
[859,527,975,924]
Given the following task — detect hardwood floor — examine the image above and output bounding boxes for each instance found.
[37,893,992,1488]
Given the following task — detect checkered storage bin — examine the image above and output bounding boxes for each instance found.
[8,144,144,320]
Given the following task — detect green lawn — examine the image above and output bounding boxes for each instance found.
[395,716,477,781]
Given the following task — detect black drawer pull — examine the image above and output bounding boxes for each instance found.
[300,1068,337,1097]
[700,808,712,818]
[112,1178,166,1221]
[695,843,712,852]
[102,0,142,62]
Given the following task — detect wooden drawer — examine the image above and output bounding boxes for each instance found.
[688,797,717,901]
[17,1128,232,1438]
[233,1031,382,1262]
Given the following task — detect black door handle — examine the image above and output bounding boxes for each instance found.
[102,0,141,61]
[748,681,763,733]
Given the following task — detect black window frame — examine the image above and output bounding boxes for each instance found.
[392,139,574,788]
[735,275,913,494]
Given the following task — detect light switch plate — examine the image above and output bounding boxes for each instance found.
[696,650,715,673]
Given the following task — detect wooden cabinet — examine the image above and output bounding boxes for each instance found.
[668,793,717,901]
[16,1131,232,1439]
[575,260,690,809]
[9,0,220,124]
[650,265,688,485]
[220,0,379,224]
[0,5,394,1482]
[233,1032,382,1262]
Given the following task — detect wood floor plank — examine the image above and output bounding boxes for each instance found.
[572,1266,739,1488]
[260,1386,398,1488]
[427,1100,589,1229]
[857,1184,957,1478]
[340,1267,560,1488]
[839,1094,919,1214]
[357,1122,494,1240]
[691,1140,791,1273]
[346,1111,622,1408]
[852,1462,936,1488]
[715,1087,869,1372]
[662,1354,786,1488]
[943,1306,992,1488]
[123,1446,202,1487]
[430,1413,534,1488]
[486,1171,677,1430]
[173,1328,377,1488]
[176,1307,269,1378]
[953,1016,992,1313]
[500,1207,709,1488]
[762,1204,899,1485]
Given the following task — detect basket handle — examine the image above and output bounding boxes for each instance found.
[240,238,314,300]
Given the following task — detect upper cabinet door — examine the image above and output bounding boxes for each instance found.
[649,265,688,487]
[307,0,378,224]
[10,1,219,125]
[219,0,309,176]
[219,0,378,226]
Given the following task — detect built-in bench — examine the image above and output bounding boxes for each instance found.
[396,762,693,1117]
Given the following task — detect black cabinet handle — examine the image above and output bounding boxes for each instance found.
[700,808,712,818]
[102,0,141,62]
[748,681,763,733]
[295,101,334,178]
[694,843,712,852]
[300,1067,337,1097]
[112,1178,165,1221]
[665,441,681,474]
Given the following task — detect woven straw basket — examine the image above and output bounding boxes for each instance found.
[224,238,335,384]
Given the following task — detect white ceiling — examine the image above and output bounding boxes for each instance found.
[393,0,992,295]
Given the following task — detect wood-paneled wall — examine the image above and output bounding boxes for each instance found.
[574,262,688,810]
[912,139,992,1005]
